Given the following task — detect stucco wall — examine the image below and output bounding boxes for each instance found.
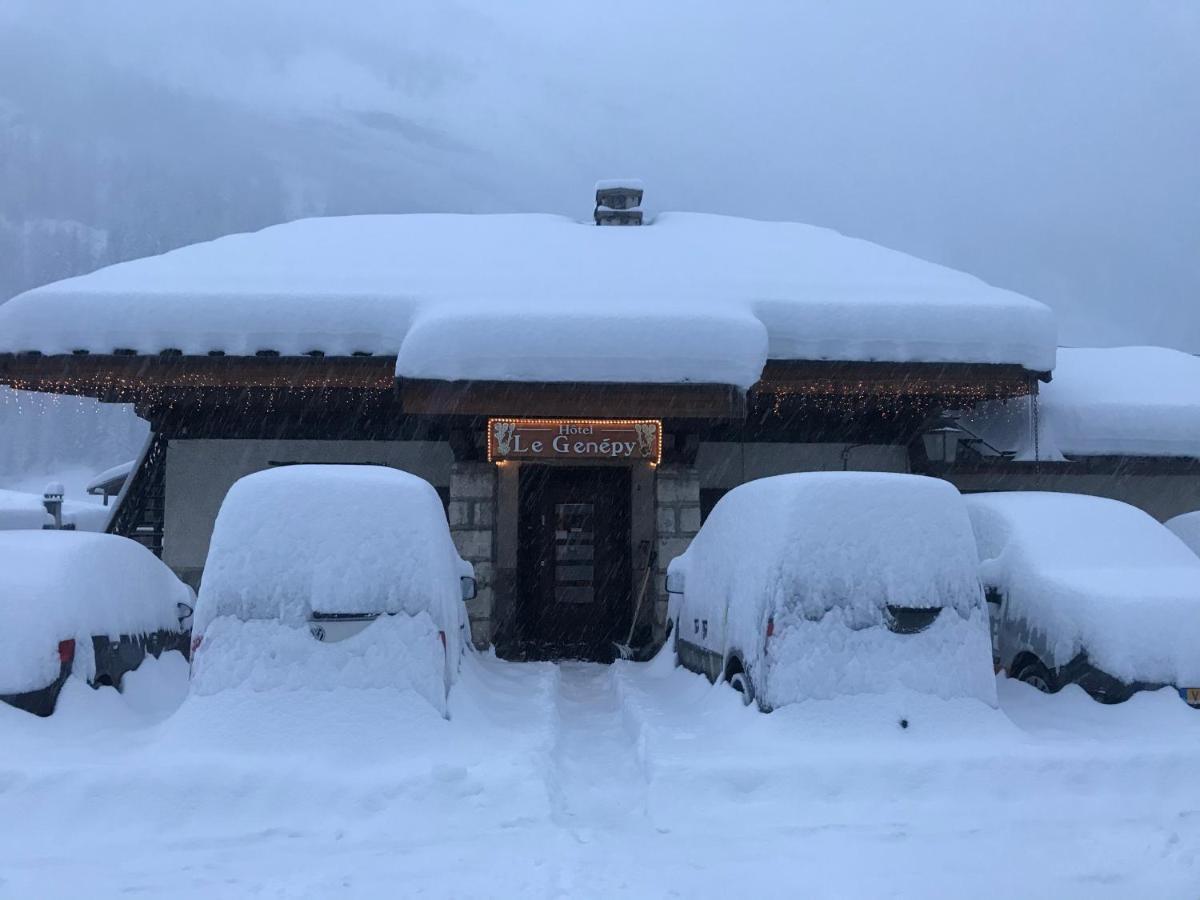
[163,439,454,587]
[944,470,1200,522]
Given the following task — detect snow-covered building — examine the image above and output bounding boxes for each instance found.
[0,207,1195,659]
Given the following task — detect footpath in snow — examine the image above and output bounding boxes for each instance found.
[0,648,1198,898]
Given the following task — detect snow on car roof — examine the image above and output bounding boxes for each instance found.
[0,212,1056,387]
[965,491,1200,685]
[960,346,1200,459]
[677,471,984,620]
[0,531,190,694]
[967,491,1200,574]
[1165,510,1200,560]
[194,465,467,648]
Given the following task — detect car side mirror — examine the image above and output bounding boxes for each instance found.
[461,576,477,602]
[666,569,685,595]
[176,601,194,624]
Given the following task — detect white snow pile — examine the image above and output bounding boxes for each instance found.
[193,464,468,666]
[189,616,450,714]
[1166,510,1200,559]
[0,488,52,531]
[0,213,1056,387]
[0,487,111,532]
[0,531,190,694]
[966,492,1200,685]
[961,346,1200,459]
[670,472,996,708]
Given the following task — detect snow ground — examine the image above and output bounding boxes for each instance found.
[1,649,1198,898]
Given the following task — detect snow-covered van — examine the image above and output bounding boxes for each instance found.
[1166,511,1200,561]
[190,466,473,707]
[966,492,1200,706]
[667,472,996,711]
[0,531,194,716]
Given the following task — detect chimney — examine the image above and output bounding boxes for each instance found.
[594,179,644,225]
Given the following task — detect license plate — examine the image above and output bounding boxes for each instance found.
[1182,688,1200,708]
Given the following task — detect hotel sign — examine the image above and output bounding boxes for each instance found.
[488,418,661,463]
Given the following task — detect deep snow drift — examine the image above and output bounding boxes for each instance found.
[0,212,1057,385]
[0,646,1197,898]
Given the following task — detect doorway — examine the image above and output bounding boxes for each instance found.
[515,466,632,662]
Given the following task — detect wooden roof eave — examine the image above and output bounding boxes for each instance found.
[0,353,1040,411]
[0,353,396,401]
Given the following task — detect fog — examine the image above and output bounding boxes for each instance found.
[2,1,1197,351]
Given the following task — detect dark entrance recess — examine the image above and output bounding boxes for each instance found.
[515,466,632,662]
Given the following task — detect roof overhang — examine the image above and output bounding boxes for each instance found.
[0,353,1037,417]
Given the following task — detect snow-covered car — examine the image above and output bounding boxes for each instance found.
[1166,511,1200,560]
[667,472,996,711]
[0,531,194,716]
[966,492,1200,706]
[190,465,473,704]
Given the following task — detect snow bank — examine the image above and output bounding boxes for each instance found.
[0,531,190,693]
[962,347,1200,459]
[1166,511,1200,559]
[189,616,449,715]
[966,492,1200,685]
[0,488,50,530]
[0,213,1056,386]
[671,472,995,707]
[194,465,467,666]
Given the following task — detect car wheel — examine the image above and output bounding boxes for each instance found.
[729,670,755,706]
[1015,658,1059,694]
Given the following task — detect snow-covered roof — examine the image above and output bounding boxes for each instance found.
[960,346,1200,460]
[0,213,1056,389]
[85,460,135,495]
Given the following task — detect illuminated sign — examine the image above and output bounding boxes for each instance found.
[488,418,661,464]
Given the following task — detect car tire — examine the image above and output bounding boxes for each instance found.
[1014,658,1059,694]
[729,670,755,706]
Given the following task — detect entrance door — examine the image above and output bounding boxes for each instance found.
[516,466,632,661]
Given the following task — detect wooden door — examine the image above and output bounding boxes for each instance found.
[517,466,631,661]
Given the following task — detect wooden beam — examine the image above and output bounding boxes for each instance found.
[399,379,748,421]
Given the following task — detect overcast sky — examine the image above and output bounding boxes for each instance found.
[2,1,1198,352]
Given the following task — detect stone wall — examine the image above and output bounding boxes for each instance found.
[447,462,497,647]
[653,464,701,638]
